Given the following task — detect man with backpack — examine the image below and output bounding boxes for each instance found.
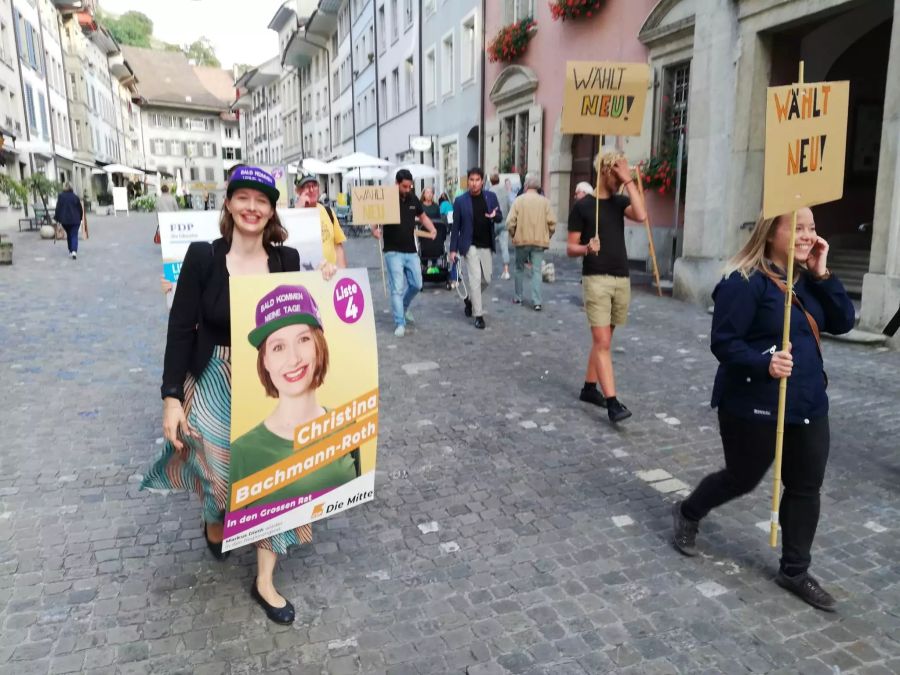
[295,174,347,267]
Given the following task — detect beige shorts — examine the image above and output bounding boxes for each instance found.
[583,275,631,327]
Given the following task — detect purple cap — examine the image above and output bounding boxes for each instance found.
[248,284,323,347]
[227,166,280,205]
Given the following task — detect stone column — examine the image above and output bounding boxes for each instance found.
[672,0,741,305]
[860,0,900,344]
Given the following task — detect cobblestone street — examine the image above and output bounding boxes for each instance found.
[1,214,898,674]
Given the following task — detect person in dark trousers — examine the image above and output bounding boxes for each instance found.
[54,183,84,260]
[567,149,647,423]
[449,167,503,329]
[672,206,855,612]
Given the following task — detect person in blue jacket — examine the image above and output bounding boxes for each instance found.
[672,206,855,612]
[448,167,503,329]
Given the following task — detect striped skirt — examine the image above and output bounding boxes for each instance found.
[141,346,312,555]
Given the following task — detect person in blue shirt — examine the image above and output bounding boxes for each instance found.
[54,183,84,259]
[672,206,855,612]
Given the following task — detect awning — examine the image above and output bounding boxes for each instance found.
[103,164,145,176]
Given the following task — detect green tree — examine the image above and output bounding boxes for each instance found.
[183,38,221,67]
[98,10,154,48]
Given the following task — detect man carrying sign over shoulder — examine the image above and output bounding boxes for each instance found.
[295,174,348,268]
[567,148,646,424]
[371,169,436,337]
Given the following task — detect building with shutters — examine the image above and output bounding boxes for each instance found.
[375,0,418,168]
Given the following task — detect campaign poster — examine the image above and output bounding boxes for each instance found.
[763,80,849,218]
[351,185,401,225]
[158,209,325,308]
[222,269,378,551]
[561,61,650,137]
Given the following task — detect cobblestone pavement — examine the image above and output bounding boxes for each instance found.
[1,214,898,675]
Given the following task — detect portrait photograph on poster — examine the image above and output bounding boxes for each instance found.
[222,269,379,551]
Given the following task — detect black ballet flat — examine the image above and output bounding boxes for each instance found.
[251,581,295,625]
[203,523,230,561]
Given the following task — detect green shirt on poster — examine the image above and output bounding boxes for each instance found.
[230,422,360,509]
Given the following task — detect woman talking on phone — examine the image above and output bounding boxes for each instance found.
[672,207,855,612]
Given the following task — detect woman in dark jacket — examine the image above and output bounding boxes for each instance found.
[142,167,337,625]
[672,206,855,612]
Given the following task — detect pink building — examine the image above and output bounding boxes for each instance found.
[483,0,677,267]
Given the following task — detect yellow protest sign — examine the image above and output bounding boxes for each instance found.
[763,80,849,218]
[351,185,401,225]
[561,61,650,137]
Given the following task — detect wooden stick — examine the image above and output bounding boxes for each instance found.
[771,60,804,548]
[377,235,387,297]
[634,166,662,297]
[594,170,601,240]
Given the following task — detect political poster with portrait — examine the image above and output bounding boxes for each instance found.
[158,209,325,308]
[222,269,378,551]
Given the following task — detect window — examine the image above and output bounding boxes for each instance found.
[377,5,386,53]
[390,0,398,42]
[662,62,690,155]
[190,167,199,181]
[225,127,234,139]
[441,33,454,96]
[404,57,415,109]
[404,0,413,28]
[205,167,215,181]
[170,140,182,156]
[24,84,36,131]
[424,0,435,16]
[379,77,387,119]
[461,15,476,83]
[500,111,529,174]
[391,68,399,117]
[504,0,534,23]
[37,93,48,139]
[424,48,436,105]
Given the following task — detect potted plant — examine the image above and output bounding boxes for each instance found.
[0,233,12,265]
[487,17,537,63]
[550,0,605,21]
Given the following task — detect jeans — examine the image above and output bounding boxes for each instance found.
[681,409,830,576]
[62,222,80,253]
[384,251,422,328]
[495,223,510,266]
[514,246,545,305]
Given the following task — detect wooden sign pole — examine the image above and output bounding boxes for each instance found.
[634,166,662,297]
[770,60,804,549]
[377,234,387,297]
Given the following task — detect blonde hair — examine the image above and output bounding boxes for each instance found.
[722,211,808,280]
[594,147,626,174]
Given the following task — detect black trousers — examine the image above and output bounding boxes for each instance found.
[681,409,830,576]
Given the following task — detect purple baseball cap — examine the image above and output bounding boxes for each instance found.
[248,284,323,348]
[227,166,280,206]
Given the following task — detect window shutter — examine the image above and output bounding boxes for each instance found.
[527,105,543,178]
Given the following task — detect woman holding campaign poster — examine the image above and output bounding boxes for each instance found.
[142,166,338,626]
[229,284,361,503]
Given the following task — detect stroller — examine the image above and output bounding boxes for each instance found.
[419,219,452,288]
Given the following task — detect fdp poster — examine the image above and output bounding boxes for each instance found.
[158,209,325,307]
[222,269,378,551]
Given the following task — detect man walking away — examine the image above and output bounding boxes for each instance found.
[54,183,83,260]
[371,169,436,337]
[506,173,556,311]
[157,185,178,212]
[489,173,511,280]
[566,149,647,423]
[449,167,503,330]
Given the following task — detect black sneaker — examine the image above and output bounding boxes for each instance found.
[474,316,486,330]
[671,501,699,557]
[607,399,632,423]
[579,387,607,408]
[464,298,473,317]
[775,571,836,612]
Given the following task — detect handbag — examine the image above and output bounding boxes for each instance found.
[153,225,161,245]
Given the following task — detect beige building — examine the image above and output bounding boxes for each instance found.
[640,0,898,341]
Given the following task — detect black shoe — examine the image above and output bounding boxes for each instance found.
[251,581,296,624]
[203,523,230,561]
[464,298,473,317]
[474,316,486,329]
[672,501,699,557]
[513,298,522,305]
[579,387,607,408]
[607,399,632,423]
[775,571,836,612]
[533,304,542,312]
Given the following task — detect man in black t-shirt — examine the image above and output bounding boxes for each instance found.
[372,169,436,337]
[567,149,647,423]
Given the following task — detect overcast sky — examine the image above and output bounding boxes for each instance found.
[99,0,285,69]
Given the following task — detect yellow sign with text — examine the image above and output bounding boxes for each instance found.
[561,61,650,137]
[351,185,401,225]
[763,80,849,218]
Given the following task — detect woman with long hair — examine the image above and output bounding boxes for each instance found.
[672,207,855,611]
[142,167,337,625]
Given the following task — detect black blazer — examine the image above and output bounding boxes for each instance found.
[161,238,301,401]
